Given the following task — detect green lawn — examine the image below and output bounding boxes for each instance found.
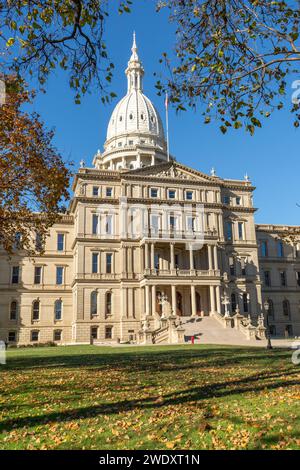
[0,344,299,450]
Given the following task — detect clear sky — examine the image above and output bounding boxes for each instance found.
[29,0,300,226]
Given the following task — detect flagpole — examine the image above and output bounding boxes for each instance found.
[165,92,170,162]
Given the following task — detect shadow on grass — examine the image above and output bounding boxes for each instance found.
[3,346,291,373]
[1,366,299,433]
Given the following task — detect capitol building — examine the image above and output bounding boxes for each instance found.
[1,36,300,346]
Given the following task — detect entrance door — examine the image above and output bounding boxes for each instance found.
[176,292,183,316]
[196,292,201,316]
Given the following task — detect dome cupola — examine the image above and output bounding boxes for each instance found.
[94,33,168,171]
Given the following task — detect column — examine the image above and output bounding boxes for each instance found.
[216,285,221,314]
[151,285,156,316]
[145,243,149,269]
[151,243,155,270]
[122,246,127,276]
[213,245,219,270]
[121,288,128,318]
[208,245,213,271]
[191,285,196,317]
[170,243,175,270]
[210,285,216,314]
[171,284,176,316]
[128,246,133,274]
[139,245,144,273]
[145,285,150,317]
[189,244,194,271]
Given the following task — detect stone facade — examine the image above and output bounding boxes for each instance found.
[0,36,299,345]
[256,225,300,338]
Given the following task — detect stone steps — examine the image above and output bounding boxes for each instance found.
[180,316,267,346]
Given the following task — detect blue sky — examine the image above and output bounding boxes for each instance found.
[29,0,300,225]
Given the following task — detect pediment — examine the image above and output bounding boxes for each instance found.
[125,161,217,183]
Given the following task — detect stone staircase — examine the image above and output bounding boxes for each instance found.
[180,315,267,346]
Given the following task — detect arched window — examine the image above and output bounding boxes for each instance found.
[129,113,133,120]
[32,300,40,321]
[119,116,122,122]
[10,301,18,320]
[231,293,237,313]
[141,113,144,120]
[91,291,98,316]
[106,292,112,316]
[54,299,62,321]
[283,299,290,318]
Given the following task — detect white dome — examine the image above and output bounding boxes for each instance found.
[106,91,165,143]
[94,34,169,171]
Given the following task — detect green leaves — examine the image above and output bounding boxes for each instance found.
[161,0,300,133]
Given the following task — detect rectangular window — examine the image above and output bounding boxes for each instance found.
[10,301,18,320]
[106,253,112,274]
[91,327,98,340]
[229,259,235,276]
[31,330,39,342]
[105,326,113,339]
[92,186,99,196]
[11,266,19,284]
[168,189,176,199]
[238,222,244,240]
[226,221,233,241]
[128,140,134,146]
[92,253,99,274]
[35,232,43,251]
[187,216,195,232]
[54,330,62,341]
[223,195,230,205]
[54,300,62,320]
[154,253,160,270]
[277,240,284,257]
[32,301,40,321]
[56,267,64,285]
[8,331,16,342]
[150,215,159,233]
[34,266,42,285]
[186,191,193,200]
[280,271,286,287]
[169,215,177,231]
[236,197,241,206]
[92,214,99,235]
[297,272,300,287]
[261,240,268,257]
[105,215,113,235]
[150,188,158,198]
[106,187,112,197]
[14,232,22,250]
[175,254,179,269]
[264,271,271,287]
[57,233,65,251]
